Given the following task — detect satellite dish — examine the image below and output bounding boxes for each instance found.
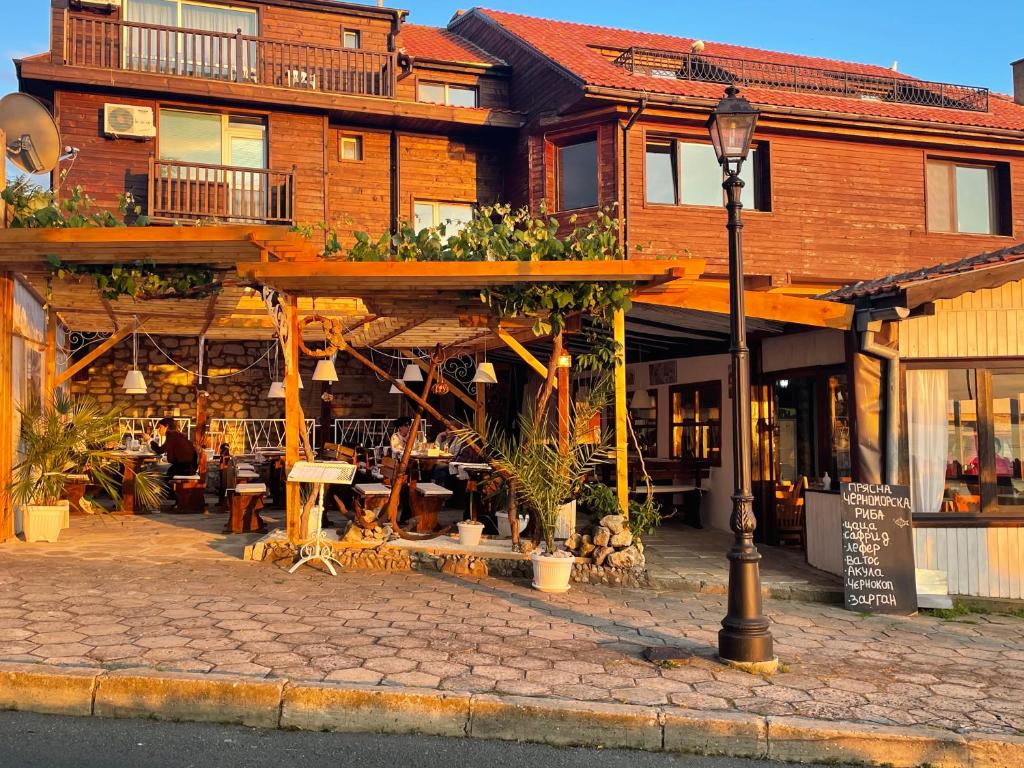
[0,93,61,174]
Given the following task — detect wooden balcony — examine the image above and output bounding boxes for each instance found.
[67,13,396,99]
[148,159,295,225]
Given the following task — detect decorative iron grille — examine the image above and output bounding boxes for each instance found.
[612,47,989,113]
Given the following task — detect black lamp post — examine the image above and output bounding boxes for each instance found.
[707,85,775,666]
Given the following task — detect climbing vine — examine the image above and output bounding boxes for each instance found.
[46,256,220,301]
[2,179,148,229]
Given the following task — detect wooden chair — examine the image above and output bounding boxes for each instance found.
[170,475,207,514]
[377,456,399,487]
[409,481,452,533]
[225,483,268,534]
[775,476,806,548]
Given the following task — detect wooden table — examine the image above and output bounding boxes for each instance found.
[113,451,158,514]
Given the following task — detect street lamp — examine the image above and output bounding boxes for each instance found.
[707,85,775,668]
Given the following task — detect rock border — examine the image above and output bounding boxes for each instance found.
[0,661,1019,767]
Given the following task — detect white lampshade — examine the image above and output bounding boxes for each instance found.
[122,369,148,395]
[268,381,285,399]
[401,364,423,383]
[312,359,338,382]
[298,375,304,390]
[630,390,656,410]
[471,361,498,385]
[389,383,401,394]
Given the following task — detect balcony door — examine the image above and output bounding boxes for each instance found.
[124,0,258,80]
[156,109,268,221]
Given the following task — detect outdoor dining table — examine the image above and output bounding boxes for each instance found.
[112,450,158,514]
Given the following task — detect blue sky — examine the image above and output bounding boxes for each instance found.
[2,0,1021,178]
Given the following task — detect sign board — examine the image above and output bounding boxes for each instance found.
[839,482,916,615]
[287,461,356,485]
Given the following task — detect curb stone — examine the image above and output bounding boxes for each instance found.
[0,662,1021,767]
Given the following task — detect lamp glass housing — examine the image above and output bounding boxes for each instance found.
[706,85,759,174]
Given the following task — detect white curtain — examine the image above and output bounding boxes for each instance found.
[907,369,949,515]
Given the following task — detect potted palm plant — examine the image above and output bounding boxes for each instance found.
[459,383,612,593]
[10,393,163,541]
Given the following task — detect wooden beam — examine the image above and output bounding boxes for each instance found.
[365,319,424,347]
[55,320,141,387]
[636,282,854,330]
[0,273,13,542]
[284,294,302,545]
[198,294,219,337]
[399,348,477,413]
[474,352,486,434]
[557,360,570,455]
[494,325,557,390]
[43,309,58,399]
[613,309,628,516]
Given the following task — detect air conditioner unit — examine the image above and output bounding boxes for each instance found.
[103,104,155,139]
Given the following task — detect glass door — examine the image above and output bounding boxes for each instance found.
[224,118,267,221]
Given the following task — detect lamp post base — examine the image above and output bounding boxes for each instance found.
[719,539,775,665]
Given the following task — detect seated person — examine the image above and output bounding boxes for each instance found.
[144,417,198,484]
[216,443,233,506]
[389,417,413,459]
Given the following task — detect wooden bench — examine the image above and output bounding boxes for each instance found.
[225,482,267,534]
[171,474,206,514]
[409,482,452,533]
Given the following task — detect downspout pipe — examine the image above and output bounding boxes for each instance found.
[856,308,908,485]
[621,98,647,258]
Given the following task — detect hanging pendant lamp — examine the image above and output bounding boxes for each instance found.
[267,341,284,399]
[268,381,286,399]
[312,357,338,383]
[401,363,423,383]
[471,362,497,385]
[122,327,148,395]
[389,383,401,395]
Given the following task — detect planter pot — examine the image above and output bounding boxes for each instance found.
[530,550,575,593]
[554,500,577,540]
[21,504,66,543]
[497,514,529,539]
[457,520,484,547]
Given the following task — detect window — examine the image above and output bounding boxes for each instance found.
[413,201,474,232]
[927,159,1009,235]
[628,389,658,456]
[159,109,266,169]
[670,381,721,465]
[645,138,767,210]
[416,82,479,107]
[339,135,363,161]
[906,366,1024,516]
[342,29,361,49]
[557,138,599,211]
[125,0,257,78]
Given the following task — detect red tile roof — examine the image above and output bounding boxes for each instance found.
[823,242,1024,301]
[459,8,1024,131]
[401,24,506,67]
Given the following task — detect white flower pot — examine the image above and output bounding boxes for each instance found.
[497,514,529,539]
[21,504,66,543]
[530,550,575,593]
[458,520,484,547]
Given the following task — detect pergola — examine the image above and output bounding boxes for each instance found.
[0,224,853,543]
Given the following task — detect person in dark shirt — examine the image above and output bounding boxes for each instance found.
[145,417,198,482]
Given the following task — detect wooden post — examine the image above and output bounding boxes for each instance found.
[284,294,302,544]
[613,308,629,515]
[0,273,14,542]
[43,309,58,401]
[557,358,570,455]
[474,352,486,434]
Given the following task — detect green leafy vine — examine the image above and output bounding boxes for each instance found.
[46,256,220,301]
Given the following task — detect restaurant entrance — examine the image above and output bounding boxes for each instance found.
[752,368,852,546]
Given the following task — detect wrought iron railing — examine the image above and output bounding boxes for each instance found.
[332,419,431,449]
[118,417,194,441]
[208,418,318,455]
[612,47,989,112]
[148,158,295,224]
[66,13,396,98]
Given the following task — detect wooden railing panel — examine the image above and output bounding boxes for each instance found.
[67,14,395,98]
[149,158,295,225]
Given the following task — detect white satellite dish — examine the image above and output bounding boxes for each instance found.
[0,93,62,174]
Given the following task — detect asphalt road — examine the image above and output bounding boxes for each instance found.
[0,711,841,767]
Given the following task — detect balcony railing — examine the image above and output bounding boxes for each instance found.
[66,13,396,98]
[148,158,296,225]
[613,47,990,113]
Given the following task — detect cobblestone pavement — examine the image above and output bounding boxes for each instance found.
[0,515,1022,738]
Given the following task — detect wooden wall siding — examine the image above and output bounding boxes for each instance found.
[325,127,391,248]
[270,111,326,228]
[395,69,510,110]
[450,14,582,116]
[56,90,157,213]
[397,134,506,224]
[899,279,1024,358]
[622,120,1024,280]
[261,5,391,52]
[915,526,1024,599]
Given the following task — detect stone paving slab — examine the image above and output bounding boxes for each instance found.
[0,514,1021,744]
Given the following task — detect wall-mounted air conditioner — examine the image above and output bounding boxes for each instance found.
[103,104,155,139]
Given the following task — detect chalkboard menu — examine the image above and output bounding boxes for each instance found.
[839,482,916,615]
